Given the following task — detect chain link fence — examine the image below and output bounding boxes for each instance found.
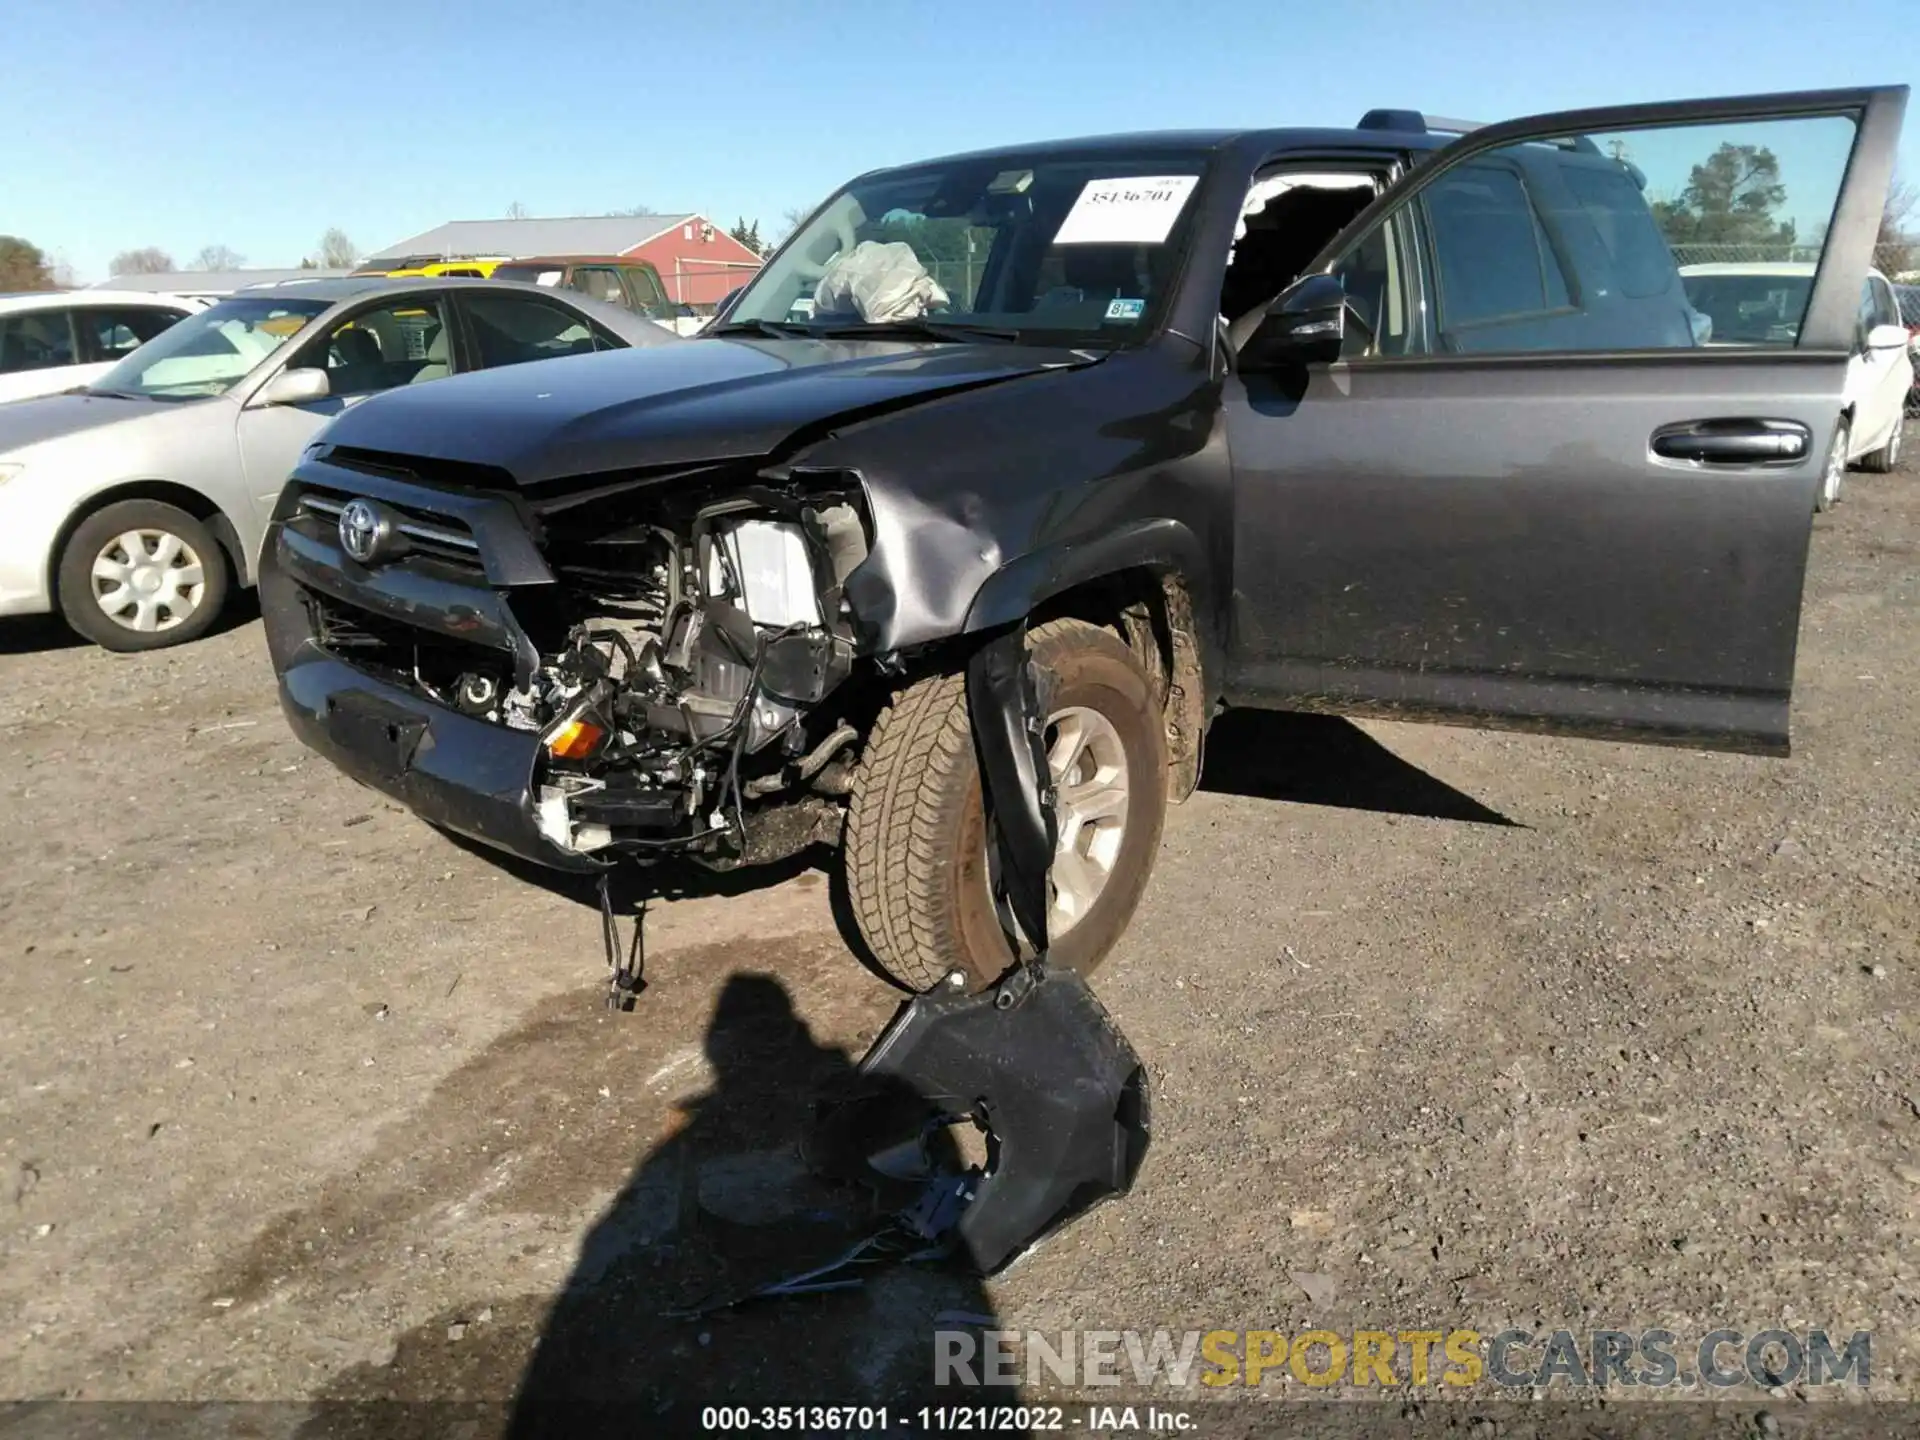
[1671,242,1916,281]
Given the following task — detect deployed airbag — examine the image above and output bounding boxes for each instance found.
[813,240,951,322]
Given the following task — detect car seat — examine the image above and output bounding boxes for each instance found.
[329,328,383,370]
[412,324,450,383]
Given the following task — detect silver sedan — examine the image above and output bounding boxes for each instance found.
[0,276,677,650]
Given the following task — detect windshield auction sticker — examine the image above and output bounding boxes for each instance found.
[1054,175,1199,245]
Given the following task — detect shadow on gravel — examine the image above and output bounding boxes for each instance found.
[438,826,829,910]
[0,590,261,655]
[440,833,906,994]
[296,972,1005,1440]
[0,615,85,654]
[1200,710,1518,826]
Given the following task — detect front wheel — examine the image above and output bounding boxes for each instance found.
[1816,420,1850,512]
[844,619,1169,992]
[56,500,231,651]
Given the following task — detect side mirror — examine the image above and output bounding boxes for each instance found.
[257,367,330,407]
[1867,322,1910,352]
[1239,273,1348,369]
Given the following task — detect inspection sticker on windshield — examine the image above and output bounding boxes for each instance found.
[1054,175,1199,245]
[1105,297,1145,322]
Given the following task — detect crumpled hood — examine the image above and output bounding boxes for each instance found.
[0,392,193,458]
[311,335,1096,485]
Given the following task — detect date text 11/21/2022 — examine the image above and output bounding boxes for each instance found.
[699,1405,1196,1431]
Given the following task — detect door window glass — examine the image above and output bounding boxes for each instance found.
[1423,162,1571,328]
[571,267,626,306]
[295,296,452,397]
[1871,276,1900,328]
[1336,112,1860,356]
[621,265,669,314]
[0,311,76,373]
[462,293,611,368]
[74,307,187,364]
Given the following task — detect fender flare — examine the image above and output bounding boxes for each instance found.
[960,517,1211,636]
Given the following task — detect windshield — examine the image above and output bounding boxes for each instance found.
[92,296,330,399]
[1679,272,1814,345]
[724,153,1211,343]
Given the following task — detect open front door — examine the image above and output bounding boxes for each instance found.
[1224,86,1906,755]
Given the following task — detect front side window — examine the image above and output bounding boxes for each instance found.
[461,293,613,368]
[74,306,186,364]
[1871,276,1901,329]
[0,310,76,373]
[620,265,668,314]
[90,297,328,398]
[289,296,453,397]
[723,152,1212,344]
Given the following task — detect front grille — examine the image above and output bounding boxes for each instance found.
[296,487,483,572]
[305,590,510,696]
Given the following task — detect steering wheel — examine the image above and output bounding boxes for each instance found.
[792,212,859,282]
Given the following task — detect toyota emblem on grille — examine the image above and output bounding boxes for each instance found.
[338,498,392,564]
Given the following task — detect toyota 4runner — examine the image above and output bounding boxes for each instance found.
[260,87,1905,991]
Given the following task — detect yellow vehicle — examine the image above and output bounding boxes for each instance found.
[375,258,509,279]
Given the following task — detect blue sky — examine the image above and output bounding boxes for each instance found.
[5,0,1912,282]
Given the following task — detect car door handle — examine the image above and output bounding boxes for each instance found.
[1651,419,1811,465]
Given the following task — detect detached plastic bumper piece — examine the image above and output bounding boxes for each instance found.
[837,963,1150,1275]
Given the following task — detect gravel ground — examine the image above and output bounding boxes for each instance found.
[0,430,1914,1433]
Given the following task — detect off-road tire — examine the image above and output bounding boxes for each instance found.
[844,618,1168,992]
[56,499,230,652]
[1858,415,1903,474]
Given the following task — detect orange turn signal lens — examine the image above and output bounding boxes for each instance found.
[546,717,605,760]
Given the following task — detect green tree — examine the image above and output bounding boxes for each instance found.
[0,236,55,291]
[110,246,176,276]
[727,216,764,255]
[1651,143,1795,249]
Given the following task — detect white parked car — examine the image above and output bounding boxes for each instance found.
[0,277,677,650]
[0,291,203,405]
[1681,263,1912,508]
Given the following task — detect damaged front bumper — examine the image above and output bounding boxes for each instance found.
[261,450,869,873]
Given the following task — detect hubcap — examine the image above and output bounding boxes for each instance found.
[1891,423,1903,467]
[1044,705,1129,937]
[91,529,205,633]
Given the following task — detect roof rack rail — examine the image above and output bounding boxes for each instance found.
[1355,109,1485,135]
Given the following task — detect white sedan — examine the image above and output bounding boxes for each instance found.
[0,277,677,650]
[0,291,203,404]
[1681,262,1912,508]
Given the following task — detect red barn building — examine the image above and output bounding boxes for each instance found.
[368,213,763,308]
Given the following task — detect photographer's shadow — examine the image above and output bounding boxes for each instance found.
[506,973,1003,1436]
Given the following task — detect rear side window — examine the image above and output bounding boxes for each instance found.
[1559,164,1678,299]
[1423,164,1571,329]
[74,306,187,363]
[0,310,77,373]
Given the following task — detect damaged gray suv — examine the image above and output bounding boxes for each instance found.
[261,87,1905,991]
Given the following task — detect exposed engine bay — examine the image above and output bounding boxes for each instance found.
[299,475,875,866]
[493,487,872,860]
